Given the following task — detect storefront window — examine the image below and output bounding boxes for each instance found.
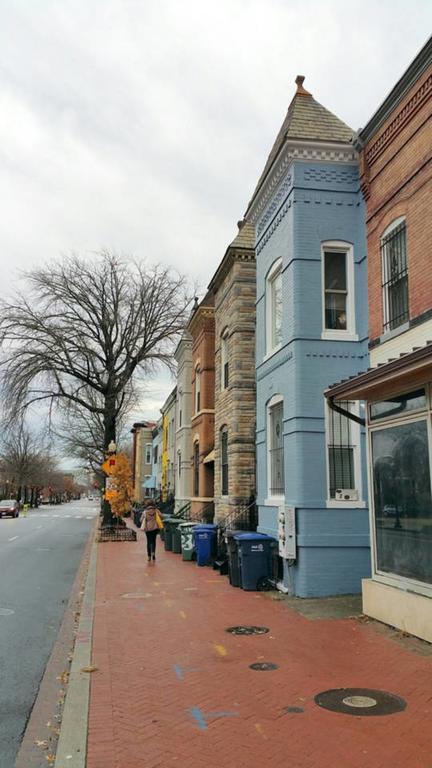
[369,389,426,422]
[371,419,432,584]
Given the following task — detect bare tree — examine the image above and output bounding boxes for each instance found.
[0,423,55,505]
[0,251,191,525]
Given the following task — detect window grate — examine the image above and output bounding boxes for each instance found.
[328,401,355,498]
[381,222,409,332]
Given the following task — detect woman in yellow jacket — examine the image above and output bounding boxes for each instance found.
[140,500,164,562]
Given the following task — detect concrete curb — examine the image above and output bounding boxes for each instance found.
[54,539,98,768]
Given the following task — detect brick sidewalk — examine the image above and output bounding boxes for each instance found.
[87,536,432,768]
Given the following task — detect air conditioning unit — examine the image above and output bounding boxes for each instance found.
[335,489,359,501]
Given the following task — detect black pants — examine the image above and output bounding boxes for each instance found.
[145,530,158,558]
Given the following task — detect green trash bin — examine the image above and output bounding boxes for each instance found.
[179,522,198,561]
[171,519,183,554]
[163,517,176,551]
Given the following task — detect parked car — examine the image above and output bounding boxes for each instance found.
[0,500,20,518]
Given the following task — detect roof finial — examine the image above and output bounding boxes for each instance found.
[295,75,311,96]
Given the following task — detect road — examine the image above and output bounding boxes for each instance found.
[0,499,98,768]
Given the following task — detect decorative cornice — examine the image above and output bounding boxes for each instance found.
[246,140,358,225]
[359,36,432,143]
[365,73,432,167]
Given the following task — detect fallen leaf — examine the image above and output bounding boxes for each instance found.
[80,665,98,673]
[46,756,56,764]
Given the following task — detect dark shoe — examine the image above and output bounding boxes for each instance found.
[152,555,156,561]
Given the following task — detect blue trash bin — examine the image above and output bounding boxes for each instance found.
[194,525,218,567]
[234,533,276,590]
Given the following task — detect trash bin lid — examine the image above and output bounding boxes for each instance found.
[194,523,218,530]
[234,532,273,541]
[178,521,198,528]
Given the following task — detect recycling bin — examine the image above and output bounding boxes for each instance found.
[179,522,198,561]
[234,533,276,591]
[225,530,243,587]
[163,517,176,551]
[171,519,183,554]
[194,524,218,567]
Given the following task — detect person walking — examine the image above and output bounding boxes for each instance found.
[140,500,164,562]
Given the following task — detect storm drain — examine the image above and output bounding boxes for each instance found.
[249,662,278,671]
[314,688,406,717]
[226,626,269,636]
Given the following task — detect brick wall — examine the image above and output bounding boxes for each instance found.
[361,62,432,342]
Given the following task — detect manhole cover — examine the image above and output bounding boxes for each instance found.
[226,626,269,635]
[0,608,14,616]
[249,662,278,671]
[314,688,406,716]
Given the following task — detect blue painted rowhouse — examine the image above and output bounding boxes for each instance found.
[245,76,371,596]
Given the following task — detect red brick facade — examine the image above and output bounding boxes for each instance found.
[360,58,432,342]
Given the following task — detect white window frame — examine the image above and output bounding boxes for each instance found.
[145,443,152,465]
[321,241,358,341]
[265,258,283,357]
[265,394,285,505]
[325,400,365,508]
[220,329,229,390]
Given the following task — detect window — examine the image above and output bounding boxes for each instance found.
[268,397,284,497]
[145,443,152,465]
[221,428,228,495]
[153,445,158,465]
[266,259,282,354]
[322,242,356,338]
[178,452,181,479]
[381,219,408,332]
[179,410,182,427]
[221,331,229,390]
[372,418,432,584]
[326,401,361,500]
[193,443,200,496]
[195,369,201,413]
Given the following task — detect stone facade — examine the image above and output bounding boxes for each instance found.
[188,294,215,520]
[131,421,156,502]
[208,222,256,522]
[174,332,193,511]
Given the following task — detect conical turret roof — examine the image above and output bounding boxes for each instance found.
[251,76,354,203]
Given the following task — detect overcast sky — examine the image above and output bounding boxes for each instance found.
[0,1,431,421]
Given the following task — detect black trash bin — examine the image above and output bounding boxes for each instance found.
[226,530,244,587]
[235,533,276,591]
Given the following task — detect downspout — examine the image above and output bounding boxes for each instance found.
[328,396,365,427]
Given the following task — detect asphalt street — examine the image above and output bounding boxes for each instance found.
[0,499,98,768]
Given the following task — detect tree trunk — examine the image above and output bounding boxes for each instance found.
[101,394,117,527]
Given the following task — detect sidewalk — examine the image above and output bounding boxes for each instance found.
[86,532,432,768]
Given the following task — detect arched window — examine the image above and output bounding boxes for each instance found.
[221,329,229,390]
[267,395,284,498]
[195,368,201,413]
[220,427,228,496]
[380,218,408,332]
[266,259,283,354]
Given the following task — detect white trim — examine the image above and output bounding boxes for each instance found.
[267,394,284,500]
[262,344,282,362]
[321,241,356,338]
[324,399,363,504]
[264,496,285,507]
[266,258,283,355]
[381,215,405,240]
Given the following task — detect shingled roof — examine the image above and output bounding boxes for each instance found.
[250,76,355,205]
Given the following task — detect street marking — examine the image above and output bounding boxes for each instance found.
[174,664,199,681]
[8,536,18,541]
[0,608,14,616]
[180,610,187,619]
[214,644,227,657]
[189,707,239,730]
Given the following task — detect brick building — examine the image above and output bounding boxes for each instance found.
[188,294,215,520]
[160,387,176,502]
[208,221,256,522]
[130,421,156,502]
[174,330,193,512]
[325,36,432,640]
